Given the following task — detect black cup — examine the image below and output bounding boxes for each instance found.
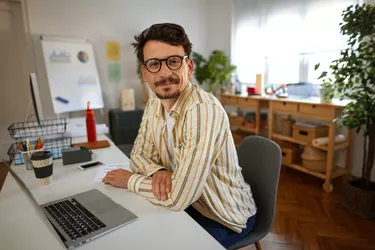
[31,151,53,186]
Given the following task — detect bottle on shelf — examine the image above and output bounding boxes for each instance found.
[234,75,242,95]
[86,101,97,142]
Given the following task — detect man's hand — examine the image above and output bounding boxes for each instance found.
[152,170,172,201]
[102,169,133,189]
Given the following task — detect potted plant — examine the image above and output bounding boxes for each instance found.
[191,50,237,94]
[317,3,375,219]
[314,66,334,104]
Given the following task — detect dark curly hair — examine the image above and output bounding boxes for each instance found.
[131,23,193,63]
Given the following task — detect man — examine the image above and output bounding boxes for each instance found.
[103,23,257,248]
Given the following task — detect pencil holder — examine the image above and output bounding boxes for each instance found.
[21,147,44,171]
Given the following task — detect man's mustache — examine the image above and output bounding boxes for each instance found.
[154,77,179,87]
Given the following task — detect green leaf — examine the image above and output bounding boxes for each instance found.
[314,63,320,71]
[321,2,375,181]
[317,71,328,80]
[191,50,236,90]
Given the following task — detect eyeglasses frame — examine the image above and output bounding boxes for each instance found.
[143,55,189,73]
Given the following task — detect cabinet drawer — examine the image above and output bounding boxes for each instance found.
[299,104,333,119]
[238,97,257,108]
[221,95,238,106]
[272,101,298,113]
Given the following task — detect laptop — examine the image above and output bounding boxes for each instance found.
[3,160,138,249]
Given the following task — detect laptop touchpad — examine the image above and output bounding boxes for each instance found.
[87,198,119,214]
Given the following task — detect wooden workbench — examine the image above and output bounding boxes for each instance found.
[220,93,353,193]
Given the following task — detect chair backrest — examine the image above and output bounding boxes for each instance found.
[108,108,144,145]
[237,136,282,233]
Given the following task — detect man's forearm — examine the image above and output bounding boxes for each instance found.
[128,173,178,208]
[130,154,166,177]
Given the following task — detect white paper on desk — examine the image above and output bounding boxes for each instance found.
[64,117,109,138]
[94,163,130,182]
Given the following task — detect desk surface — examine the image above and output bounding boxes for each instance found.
[0,136,224,250]
[221,93,350,107]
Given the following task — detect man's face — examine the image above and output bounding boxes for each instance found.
[141,40,194,100]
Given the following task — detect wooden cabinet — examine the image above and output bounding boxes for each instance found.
[238,97,257,108]
[220,95,268,137]
[220,93,353,193]
[220,95,238,106]
[272,101,298,113]
[299,103,333,120]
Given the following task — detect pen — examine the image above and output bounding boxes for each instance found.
[16,144,24,152]
[35,137,41,150]
[27,139,33,156]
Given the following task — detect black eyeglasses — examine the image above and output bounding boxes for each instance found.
[143,55,188,73]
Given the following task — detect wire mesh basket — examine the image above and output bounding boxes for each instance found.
[7,118,67,140]
[8,136,72,165]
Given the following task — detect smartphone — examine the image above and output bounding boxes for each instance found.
[78,161,104,171]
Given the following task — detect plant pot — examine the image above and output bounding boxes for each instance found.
[320,88,332,104]
[341,180,375,220]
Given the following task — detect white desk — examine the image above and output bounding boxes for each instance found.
[0,136,225,250]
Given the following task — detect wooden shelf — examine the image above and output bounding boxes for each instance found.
[239,126,256,133]
[231,126,256,133]
[314,142,350,151]
[272,133,310,146]
[273,110,333,122]
[332,168,347,178]
[234,126,268,134]
[221,94,352,193]
[282,163,347,180]
[272,133,349,151]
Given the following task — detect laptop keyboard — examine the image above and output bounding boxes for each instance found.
[44,198,106,241]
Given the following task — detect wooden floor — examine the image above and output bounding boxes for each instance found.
[0,162,9,192]
[0,163,374,249]
[241,167,375,250]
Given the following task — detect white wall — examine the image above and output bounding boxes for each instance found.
[0,2,32,160]
[25,0,211,122]
[206,0,234,58]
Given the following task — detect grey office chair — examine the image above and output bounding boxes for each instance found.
[227,136,282,250]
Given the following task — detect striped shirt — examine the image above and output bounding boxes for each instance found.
[128,82,257,233]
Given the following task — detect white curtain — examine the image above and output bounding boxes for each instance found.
[233,0,360,85]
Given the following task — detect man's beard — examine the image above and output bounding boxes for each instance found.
[153,76,181,100]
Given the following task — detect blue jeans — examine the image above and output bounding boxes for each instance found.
[185,206,256,248]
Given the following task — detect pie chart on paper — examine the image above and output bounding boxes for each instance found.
[77,51,89,63]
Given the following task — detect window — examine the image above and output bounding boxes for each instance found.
[306,51,341,84]
[234,0,360,86]
[234,22,265,84]
[267,55,300,84]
